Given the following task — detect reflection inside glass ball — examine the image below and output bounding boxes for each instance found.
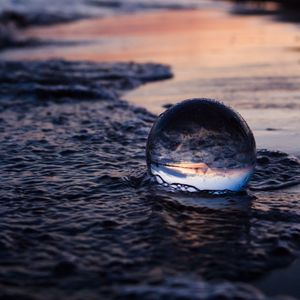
[146,99,256,193]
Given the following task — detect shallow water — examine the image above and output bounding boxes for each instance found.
[3,7,300,158]
[0,0,216,28]
[1,1,300,299]
[0,59,300,300]
[255,258,300,298]
[0,0,220,50]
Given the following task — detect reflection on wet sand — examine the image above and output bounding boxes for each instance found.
[2,8,299,156]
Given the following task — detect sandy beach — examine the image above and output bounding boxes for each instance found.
[1,1,300,299]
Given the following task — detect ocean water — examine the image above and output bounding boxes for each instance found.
[0,0,216,25]
[0,59,299,300]
[1,1,300,299]
[0,0,225,49]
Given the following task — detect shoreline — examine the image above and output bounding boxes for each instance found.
[2,8,299,157]
[1,3,300,300]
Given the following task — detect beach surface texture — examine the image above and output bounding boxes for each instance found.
[0,1,300,299]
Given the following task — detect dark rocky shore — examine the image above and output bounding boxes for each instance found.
[0,59,299,300]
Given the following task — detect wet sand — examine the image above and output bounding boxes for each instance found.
[1,8,300,158]
[1,5,300,300]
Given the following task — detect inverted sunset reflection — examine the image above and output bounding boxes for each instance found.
[151,162,253,192]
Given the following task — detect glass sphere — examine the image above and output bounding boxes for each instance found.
[146,99,256,192]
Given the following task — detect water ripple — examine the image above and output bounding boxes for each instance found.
[0,60,299,300]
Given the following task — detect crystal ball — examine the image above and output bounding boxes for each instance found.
[146,99,256,192]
